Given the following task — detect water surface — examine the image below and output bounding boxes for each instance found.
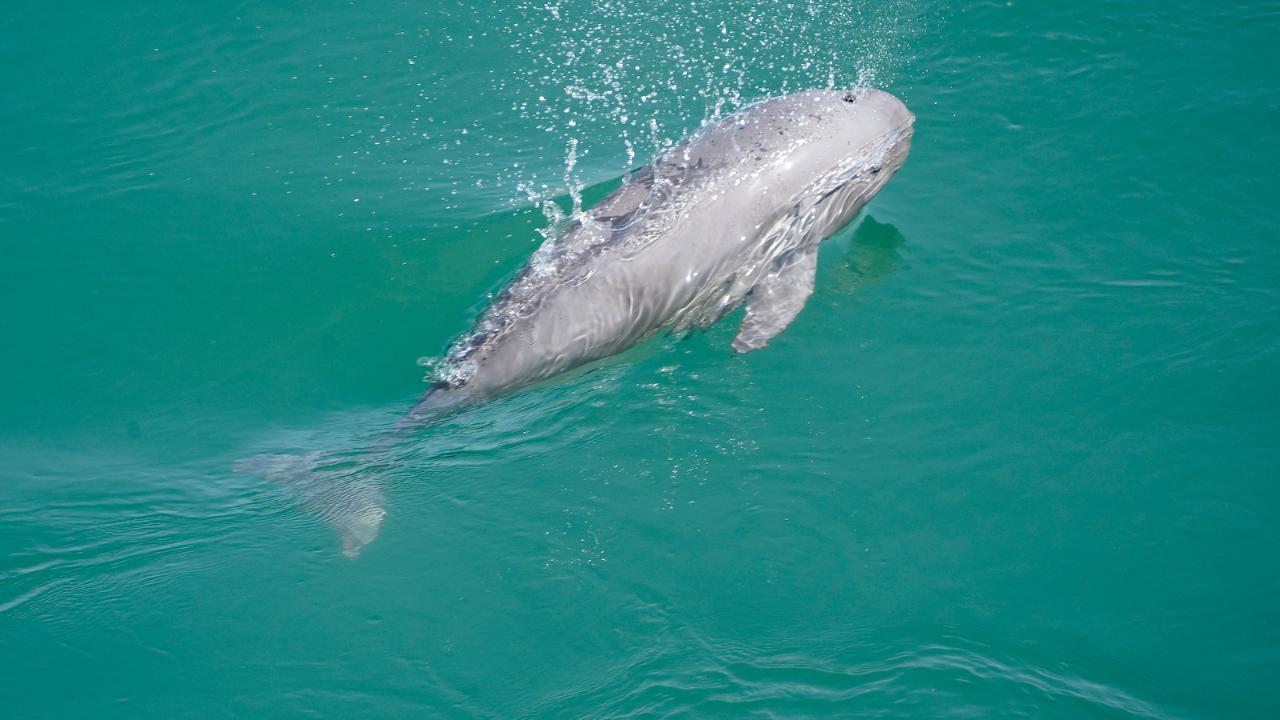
[2,1,1278,717]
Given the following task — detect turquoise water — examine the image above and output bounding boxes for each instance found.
[3,1,1279,717]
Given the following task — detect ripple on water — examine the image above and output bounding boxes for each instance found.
[0,454,286,621]
[529,636,1181,719]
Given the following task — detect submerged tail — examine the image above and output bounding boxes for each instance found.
[234,451,387,559]
[235,384,473,559]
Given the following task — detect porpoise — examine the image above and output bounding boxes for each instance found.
[240,88,915,557]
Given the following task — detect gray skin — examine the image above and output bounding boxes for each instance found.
[414,88,914,420]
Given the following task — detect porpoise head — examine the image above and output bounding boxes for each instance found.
[778,88,916,240]
[688,87,914,242]
[834,87,916,175]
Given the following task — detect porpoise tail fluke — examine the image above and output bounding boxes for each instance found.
[234,451,387,559]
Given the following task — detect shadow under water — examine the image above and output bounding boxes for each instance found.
[830,214,907,297]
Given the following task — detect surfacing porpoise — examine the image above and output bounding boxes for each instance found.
[239,88,914,557]
[415,88,914,420]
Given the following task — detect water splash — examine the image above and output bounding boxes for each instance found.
[500,0,920,231]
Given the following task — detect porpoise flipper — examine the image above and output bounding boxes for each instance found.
[732,246,819,353]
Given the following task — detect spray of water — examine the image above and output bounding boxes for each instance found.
[498,0,918,223]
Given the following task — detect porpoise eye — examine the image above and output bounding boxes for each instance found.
[842,93,857,103]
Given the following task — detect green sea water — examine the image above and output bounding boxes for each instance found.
[3,1,1279,717]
